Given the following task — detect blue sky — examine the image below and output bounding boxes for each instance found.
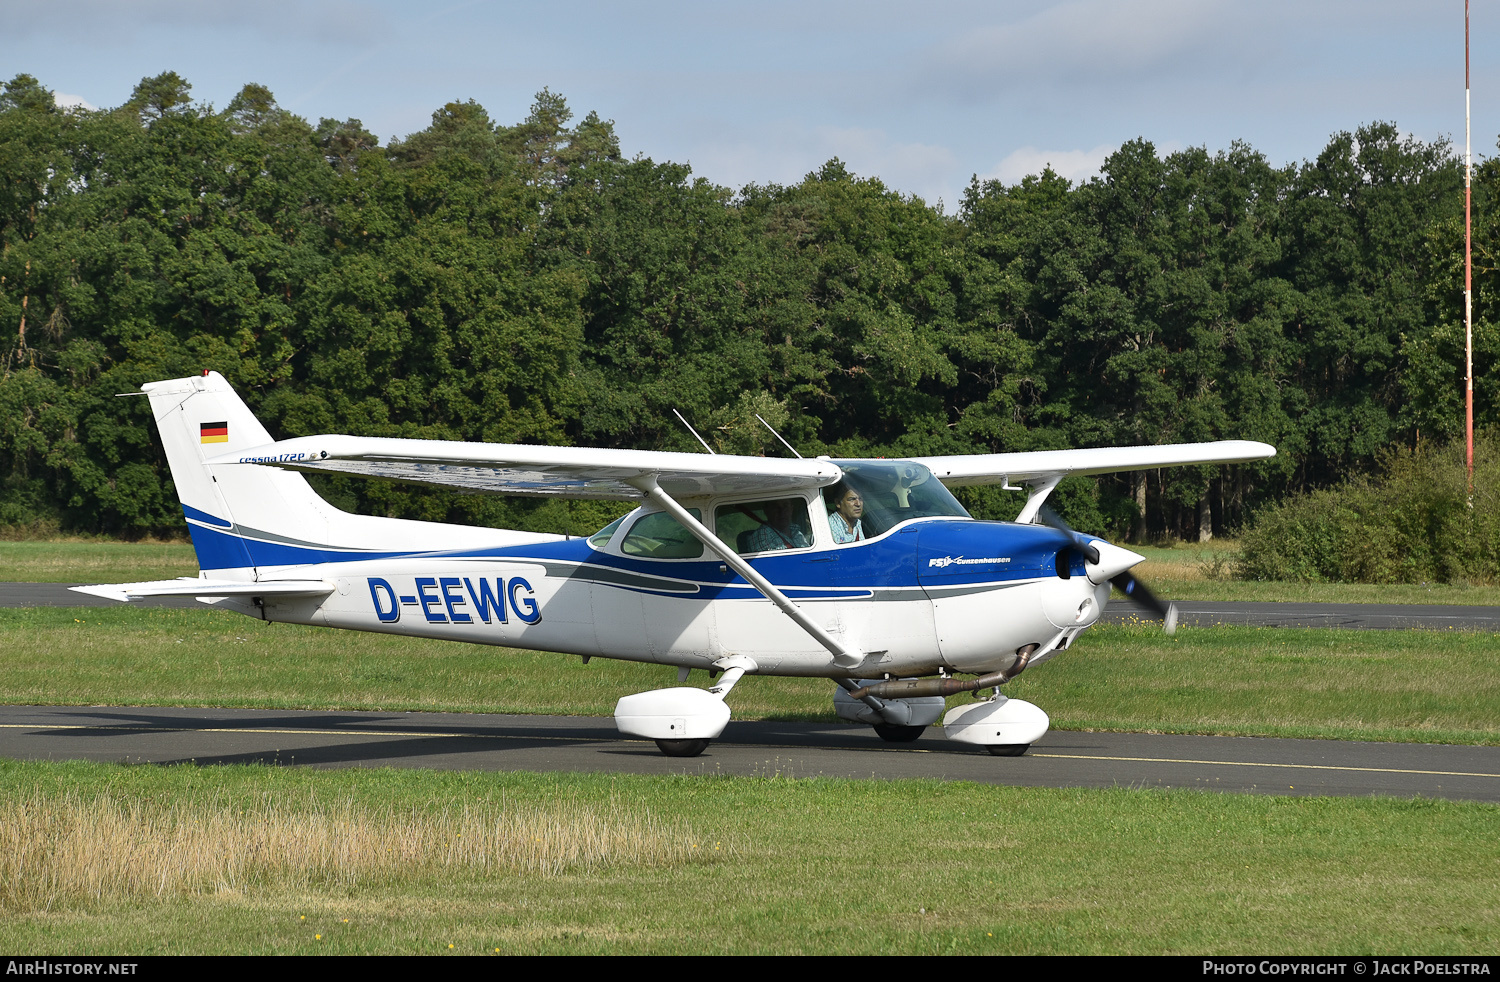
[4,1,1493,207]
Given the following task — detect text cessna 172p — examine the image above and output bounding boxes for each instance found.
[77,373,1275,757]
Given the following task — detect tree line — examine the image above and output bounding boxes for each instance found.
[0,71,1491,540]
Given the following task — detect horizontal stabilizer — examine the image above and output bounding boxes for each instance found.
[70,578,335,603]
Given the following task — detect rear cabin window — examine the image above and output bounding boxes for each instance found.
[715,498,814,555]
[619,509,704,559]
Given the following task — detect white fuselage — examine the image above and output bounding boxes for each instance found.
[219,508,1111,679]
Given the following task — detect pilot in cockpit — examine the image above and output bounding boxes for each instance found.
[825,481,864,543]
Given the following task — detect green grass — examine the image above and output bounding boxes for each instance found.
[0,606,834,718]
[0,539,197,583]
[0,760,1495,954]
[1002,622,1500,745]
[6,546,1498,955]
[1130,542,1500,605]
[3,607,1498,745]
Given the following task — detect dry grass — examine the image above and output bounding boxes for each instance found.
[1,763,1496,953]
[0,790,702,912]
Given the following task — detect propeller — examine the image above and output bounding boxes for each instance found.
[1109,568,1179,634]
[1037,505,1178,635]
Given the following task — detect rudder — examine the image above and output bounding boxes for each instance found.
[144,372,334,577]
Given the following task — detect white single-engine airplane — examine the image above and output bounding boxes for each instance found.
[77,373,1275,757]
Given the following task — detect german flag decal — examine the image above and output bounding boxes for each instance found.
[200,421,229,444]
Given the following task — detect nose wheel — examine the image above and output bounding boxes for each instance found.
[872,723,926,743]
[985,744,1030,756]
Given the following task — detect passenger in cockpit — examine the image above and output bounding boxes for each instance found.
[745,498,811,552]
[825,482,864,543]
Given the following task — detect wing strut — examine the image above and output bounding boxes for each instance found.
[627,476,865,670]
[1015,474,1063,524]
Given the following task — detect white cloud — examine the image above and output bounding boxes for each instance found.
[984,137,1190,186]
[682,122,958,204]
[987,143,1115,185]
[54,92,97,111]
[813,126,957,197]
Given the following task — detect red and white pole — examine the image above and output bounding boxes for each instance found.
[1466,0,1475,495]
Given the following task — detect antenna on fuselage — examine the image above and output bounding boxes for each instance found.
[672,409,717,454]
[754,414,804,459]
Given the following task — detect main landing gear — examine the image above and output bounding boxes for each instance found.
[614,657,755,758]
[654,738,712,758]
[616,662,1050,758]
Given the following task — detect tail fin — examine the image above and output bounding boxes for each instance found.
[145,373,335,577]
[146,373,556,578]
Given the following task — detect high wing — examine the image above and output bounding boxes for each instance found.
[912,440,1276,522]
[216,435,1274,508]
[210,435,842,500]
[212,434,857,666]
[913,440,1277,485]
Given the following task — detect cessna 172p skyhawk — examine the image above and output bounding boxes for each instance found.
[76,373,1275,757]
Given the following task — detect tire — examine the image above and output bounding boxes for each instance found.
[986,744,1029,757]
[872,724,926,743]
[655,738,711,757]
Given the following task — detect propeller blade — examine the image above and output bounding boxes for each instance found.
[1110,572,1178,635]
[1036,505,1100,564]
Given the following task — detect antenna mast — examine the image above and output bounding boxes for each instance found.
[672,409,717,455]
[754,414,804,459]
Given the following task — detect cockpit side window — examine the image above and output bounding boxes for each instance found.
[835,461,970,537]
[715,498,814,555]
[619,509,704,559]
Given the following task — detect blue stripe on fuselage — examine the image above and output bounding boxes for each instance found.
[182,515,1085,592]
[184,521,446,570]
[182,503,232,528]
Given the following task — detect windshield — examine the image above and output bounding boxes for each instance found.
[586,515,627,550]
[618,508,704,559]
[832,461,970,537]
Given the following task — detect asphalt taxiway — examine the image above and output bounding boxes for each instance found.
[2,704,1497,803]
[4,582,1497,802]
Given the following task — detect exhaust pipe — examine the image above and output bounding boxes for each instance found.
[848,644,1038,700]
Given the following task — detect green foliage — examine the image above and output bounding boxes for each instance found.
[1238,435,1500,583]
[0,74,57,115]
[0,73,1482,541]
[123,71,194,124]
[1285,123,1462,472]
